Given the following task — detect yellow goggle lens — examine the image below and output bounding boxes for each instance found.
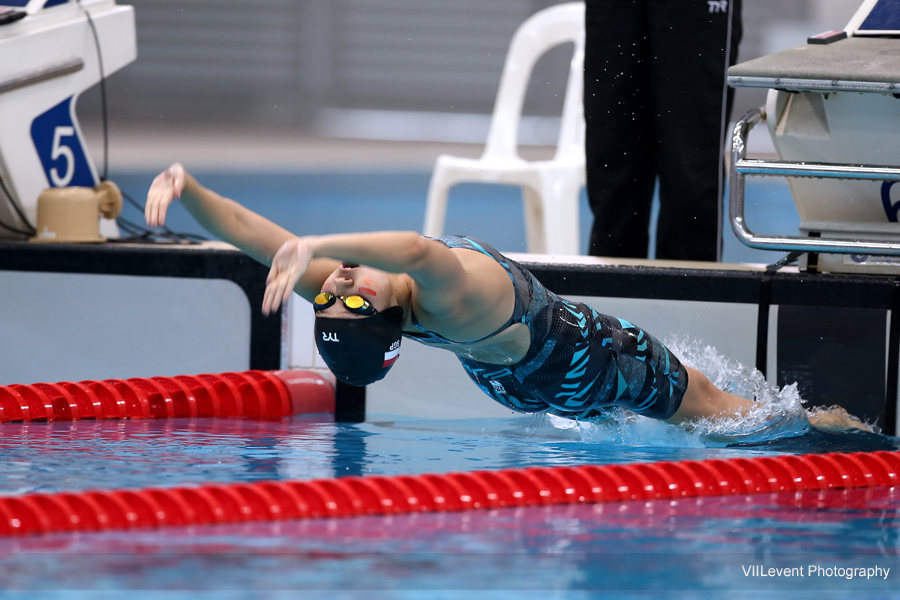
[343,295,366,309]
[314,292,332,306]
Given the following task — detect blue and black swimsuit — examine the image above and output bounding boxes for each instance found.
[405,236,688,421]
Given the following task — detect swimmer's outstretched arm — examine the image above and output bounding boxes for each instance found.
[145,164,338,301]
[263,233,512,327]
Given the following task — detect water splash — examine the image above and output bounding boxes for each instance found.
[665,336,814,446]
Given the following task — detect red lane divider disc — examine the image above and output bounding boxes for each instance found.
[128,378,175,419]
[243,371,290,418]
[173,376,217,417]
[60,382,105,420]
[152,377,198,419]
[104,379,151,419]
[0,387,25,422]
[447,472,493,509]
[198,374,243,417]
[553,466,601,503]
[221,373,265,418]
[84,380,128,419]
[34,383,79,421]
[8,384,52,421]
[255,482,306,520]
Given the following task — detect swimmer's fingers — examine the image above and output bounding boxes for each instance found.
[261,268,283,315]
[145,173,163,227]
[262,246,288,314]
[281,270,299,307]
[263,240,299,315]
[145,163,185,228]
[261,274,280,315]
[275,274,295,313]
[263,271,296,315]
[262,239,312,315]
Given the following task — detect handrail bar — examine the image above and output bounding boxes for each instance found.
[729,107,900,256]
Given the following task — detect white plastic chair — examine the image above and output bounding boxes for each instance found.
[423,2,586,255]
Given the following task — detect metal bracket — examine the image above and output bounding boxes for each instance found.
[730,107,900,256]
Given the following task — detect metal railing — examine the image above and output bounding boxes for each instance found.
[729,107,900,256]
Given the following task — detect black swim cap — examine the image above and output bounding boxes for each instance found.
[314,306,404,386]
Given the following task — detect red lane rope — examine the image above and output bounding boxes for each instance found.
[0,450,896,537]
[0,370,334,422]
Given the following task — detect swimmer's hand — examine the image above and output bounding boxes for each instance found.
[262,237,314,315]
[145,163,186,228]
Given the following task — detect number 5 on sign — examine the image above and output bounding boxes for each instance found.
[49,126,76,186]
[31,96,97,188]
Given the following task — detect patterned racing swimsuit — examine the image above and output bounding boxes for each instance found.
[405,236,689,421]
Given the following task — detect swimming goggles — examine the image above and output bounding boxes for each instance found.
[313,292,377,316]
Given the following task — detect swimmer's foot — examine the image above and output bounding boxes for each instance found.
[807,406,875,433]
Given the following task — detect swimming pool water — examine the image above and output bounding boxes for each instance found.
[2,415,895,495]
[0,415,897,597]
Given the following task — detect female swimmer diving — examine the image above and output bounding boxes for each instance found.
[145,163,863,431]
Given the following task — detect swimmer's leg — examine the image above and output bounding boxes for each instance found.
[668,367,872,433]
[665,366,756,425]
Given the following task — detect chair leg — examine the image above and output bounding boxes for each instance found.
[423,167,453,238]
[540,177,581,255]
[521,186,547,254]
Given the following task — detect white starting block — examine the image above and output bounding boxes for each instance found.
[0,0,135,239]
[728,0,900,274]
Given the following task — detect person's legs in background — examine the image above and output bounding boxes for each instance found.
[649,0,742,261]
[584,0,657,258]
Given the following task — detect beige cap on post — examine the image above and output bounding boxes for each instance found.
[30,180,123,243]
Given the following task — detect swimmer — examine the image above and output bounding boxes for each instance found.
[145,164,866,432]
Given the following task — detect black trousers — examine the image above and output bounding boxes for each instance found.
[584,0,742,260]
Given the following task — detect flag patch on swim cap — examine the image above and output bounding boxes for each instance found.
[383,342,400,368]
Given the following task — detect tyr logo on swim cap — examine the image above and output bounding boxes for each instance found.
[314,305,404,386]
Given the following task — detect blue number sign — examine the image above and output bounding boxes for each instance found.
[30,96,96,188]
